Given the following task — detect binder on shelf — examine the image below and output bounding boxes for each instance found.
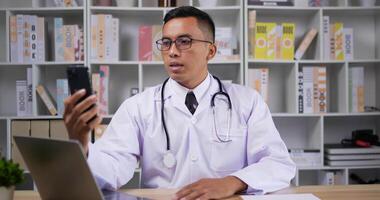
[31,120,49,138]
[36,85,58,116]
[50,120,69,140]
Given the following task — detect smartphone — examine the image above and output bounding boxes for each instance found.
[67,66,93,104]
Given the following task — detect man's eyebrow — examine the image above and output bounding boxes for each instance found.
[161,34,193,40]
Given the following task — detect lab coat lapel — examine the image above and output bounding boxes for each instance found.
[192,77,219,117]
[154,81,192,116]
[171,92,192,116]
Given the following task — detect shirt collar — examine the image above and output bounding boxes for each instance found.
[169,73,211,104]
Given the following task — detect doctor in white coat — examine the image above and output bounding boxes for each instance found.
[63,6,296,200]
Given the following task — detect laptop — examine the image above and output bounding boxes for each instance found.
[14,136,148,200]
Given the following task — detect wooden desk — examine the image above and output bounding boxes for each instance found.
[14,184,380,200]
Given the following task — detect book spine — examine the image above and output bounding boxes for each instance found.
[298,67,304,113]
[97,14,106,61]
[294,28,318,60]
[63,25,75,61]
[36,85,58,116]
[27,68,33,115]
[91,15,97,60]
[313,67,319,113]
[214,27,234,59]
[54,17,64,61]
[248,10,256,59]
[37,17,46,62]
[16,15,24,63]
[329,24,335,60]
[30,15,38,63]
[254,22,267,59]
[139,25,152,61]
[16,80,28,116]
[266,23,277,60]
[317,67,327,113]
[261,68,269,102]
[56,79,69,115]
[152,25,163,61]
[275,25,282,60]
[281,23,295,60]
[23,15,31,63]
[343,28,354,60]
[104,15,113,60]
[323,16,330,60]
[303,67,314,113]
[92,73,100,107]
[111,18,119,61]
[74,25,80,61]
[99,65,109,115]
[334,23,344,60]
[10,15,18,62]
[79,26,84,61]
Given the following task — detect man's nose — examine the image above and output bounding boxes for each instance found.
[169,42,180,57]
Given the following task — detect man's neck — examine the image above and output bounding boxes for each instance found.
[180,71,208,89]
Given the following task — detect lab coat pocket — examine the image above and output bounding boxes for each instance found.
[210,127,247,172]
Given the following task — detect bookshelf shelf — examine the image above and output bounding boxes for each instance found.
[0,0,378,189]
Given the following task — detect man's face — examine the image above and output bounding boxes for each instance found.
[161,17,215,88]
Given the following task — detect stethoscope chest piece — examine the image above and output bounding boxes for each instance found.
[163,151,176,168]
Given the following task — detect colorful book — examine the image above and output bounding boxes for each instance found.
[91,15,98,60]
[97,14,106,61]
[248,68,269,102]
[10,15,18,62]
[215,27,234,59]
[139,25,152,61]
[294,28,318,60]
[334,23,344,60]
[16,15,24,63]
[349,67,364,112]
[266,23,277,60]
[56,79,69,115]
[254,22,267,59]
[298,67,304,113]
[23,15,31,63]
[329,24,335,60]
[36,85,58,116]
[54,17,64,61]
[281,23,295,60]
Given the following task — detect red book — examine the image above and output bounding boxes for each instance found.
[139,26,152,61]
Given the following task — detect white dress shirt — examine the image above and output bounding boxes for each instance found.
[87,73,296,194]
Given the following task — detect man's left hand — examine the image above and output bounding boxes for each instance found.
[173,176,247,200]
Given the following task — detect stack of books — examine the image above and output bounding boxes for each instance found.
[324,144,380,166]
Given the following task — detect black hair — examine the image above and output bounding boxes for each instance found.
[163,6,215,42]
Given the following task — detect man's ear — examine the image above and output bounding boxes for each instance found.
[206,44,217,61]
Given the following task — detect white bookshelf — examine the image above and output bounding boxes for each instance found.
[0,0,379,189]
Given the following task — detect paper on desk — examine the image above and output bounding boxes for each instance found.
[240,193,320,200]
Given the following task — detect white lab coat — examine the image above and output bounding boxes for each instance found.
[87,73,296,194]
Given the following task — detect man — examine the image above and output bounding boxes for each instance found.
[64,6,296,200]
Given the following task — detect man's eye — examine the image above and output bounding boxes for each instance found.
[162,40,172,46]
[178,38,191,45]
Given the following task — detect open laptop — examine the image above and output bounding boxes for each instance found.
[14,136,147,200]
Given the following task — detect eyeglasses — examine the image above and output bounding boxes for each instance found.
[155,36,213,51]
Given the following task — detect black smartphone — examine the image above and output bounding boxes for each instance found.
[67,66,93,104]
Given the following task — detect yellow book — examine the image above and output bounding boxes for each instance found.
[334,23,344,60]
[266,23,277,60]
[254,22,267,59]
[281,23,295,60]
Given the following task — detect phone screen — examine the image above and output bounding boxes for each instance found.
[67,66,93,104]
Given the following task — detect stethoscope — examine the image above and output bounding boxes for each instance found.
[161,75,232,168]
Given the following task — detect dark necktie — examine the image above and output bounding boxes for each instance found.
[185,91,198,115]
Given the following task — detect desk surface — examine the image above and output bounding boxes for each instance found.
[14,184,380,200]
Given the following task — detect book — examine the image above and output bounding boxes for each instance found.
[266,23,277,60]
[294,28,318,60]
[36,85,58,116]
[334,23,344,60]
[248,68,269,102]
[36,17,46,62]
[29,15,38,63]
[104,15,113,60]
[302,67,314,113]
[275,25,282,59]
[215,27,235,59]
[92,73,100,108]
[281,23,295,60]
[139,26,152,61]
[254,22,267,59]
[97,14,106,61]
[16,15,24,63]
[54,17,64,61]
[27,68,33,115]
[315,67,327,113]
[325,144,380,154]
[349,67,364,112]
[152,25,162,61]
[56,79,69,115]
[322,16,330,60]
[91,15,97,60]
[248,10,256,58]
[99,65,109,115]
[23,15,31,63]
[16,80,28,116]
[298,67,304,113]
[318,171,335,185]
[63,25,75,61]
[289,149,322,167]
[111,18,119,61]
[10,15,18,62]
[248,0,294,6]
[343,28,354,60]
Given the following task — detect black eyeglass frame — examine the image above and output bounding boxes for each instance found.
[155,36,213,51]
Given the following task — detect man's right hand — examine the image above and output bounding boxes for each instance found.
[63,89,102,155]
